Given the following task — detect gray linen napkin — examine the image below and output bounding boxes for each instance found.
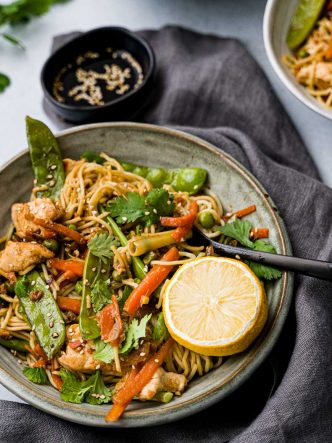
[1,26,332,442]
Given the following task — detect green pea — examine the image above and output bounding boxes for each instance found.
[75,280,83,295]
[68,224,77,231]
[133,166,149,177]
[198,212,215,229]
[42,238,59,253]
[145,168,168,188]
[171,168,207,195]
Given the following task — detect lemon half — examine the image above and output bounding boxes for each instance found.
[163,257,267,356]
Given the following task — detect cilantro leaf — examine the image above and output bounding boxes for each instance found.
[107,189,174,226]
[0,73,10,93]
[218,219,282,280]
[59,369,111,404]
[108,192,146,224]
[88,232,119,264]
[120,313,152,354]
[23,367,48,384]
[94,339,114,363]
[144,188,175,225]
[93,313,152,363]
[85,371,112,405]
[249,240,283,280]
[218,218,253,248]
[90,280,113,312]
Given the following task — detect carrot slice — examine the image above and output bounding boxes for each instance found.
[97,295,123,346]
[57,295,81,314]
[250,227,269,240]
[225,204,257,220]
[124,247,179,316]
[52,374,63,391]
[48,258,84,277]
[33,359,46,368]
[106,338,174,422]
[160,201,199,227]
[27,211,86,246]
[167,201,198,242]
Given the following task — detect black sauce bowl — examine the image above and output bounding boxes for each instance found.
[41,27,155,123]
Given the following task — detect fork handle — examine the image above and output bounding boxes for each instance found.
[209,240,332,281]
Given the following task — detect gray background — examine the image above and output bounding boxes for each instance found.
[0,0,330,402]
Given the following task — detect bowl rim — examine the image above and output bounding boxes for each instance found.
[0,122,294,427]
[40,26,156,112]
[263,0,332,121]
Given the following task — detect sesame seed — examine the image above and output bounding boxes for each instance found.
[122,216,127,222]
[49,321,54,328]
[47,312,52,317]
[100,394,106,399]
[235,254,241,260]
[92,267,97,272]
[91,393,97,398]
[101,269,106,274]
[32,325,36,331]
[31,281,35,286]
[153,208,157,214]
[194,185,199,190]
[154,359,159,363]
[50,165,57,170]
[144,211,150,216]
[79,349,84,354]
[52,332,59,338]
[132,365,136,369]
[96,364,101,370]
[47,174,53,180]
[48,180,55,187]
[139,352,146,357]
[84,279,90,286]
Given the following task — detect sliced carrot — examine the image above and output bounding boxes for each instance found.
[250,227,269,240]
[52,374,63,391]
[96,295,123,346]
[171,225,192,242]
[57,295,81,314]
[160,201,199,227]
[48,258,84,277]
[33,359,46,368]
[124,247,179,316]
[167,201,198,242]
[27,211,86,246]
[225,204,257,220]
[106,338,174,422]
[34,344,48,362]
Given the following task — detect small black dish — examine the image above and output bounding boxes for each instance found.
[41,27,155,123]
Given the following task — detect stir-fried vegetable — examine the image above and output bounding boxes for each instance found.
[57,296,81,314]
[120,161,207,195]
[15,271,65,358]
[124,247,179,316]
[170,201,199,242]
[97,295,123,346]
[26,116,65,199]
[0,337,29,353]
[106,337,174,421]
[128,230,177,256]
[48,258,84,277]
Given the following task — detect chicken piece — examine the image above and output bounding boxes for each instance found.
[58,324,100,373]
[0,241,54,279]
[12,198,64,239]
[137,367,187,401]
[297,62,332,89]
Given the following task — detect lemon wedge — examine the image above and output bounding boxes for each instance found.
[163,257,267,356]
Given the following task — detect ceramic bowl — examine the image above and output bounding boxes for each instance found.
[263,0,332,120]
[0,123,293,427]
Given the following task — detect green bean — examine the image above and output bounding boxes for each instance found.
[15,271,65,358]
[26,116,65,199]
[97,205,146,280]
[0,337,29,353]
[42,238,59,253]
[198,212,215,229]
[151,391,174,403]
[80,151,105,164]
[152,312,169,342]
[120,161,207,194]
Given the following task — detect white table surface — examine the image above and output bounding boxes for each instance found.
[0,0,331,404]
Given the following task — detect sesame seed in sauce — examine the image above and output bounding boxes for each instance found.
[235,254,241,260]
[52,332,59,338]
[47,312,52,317]
[48,180,55,188]
[47,174,53,180]
[92,267,97,272]
[50,164,57,170]
[49,321,54,328]
[154,359,159,363]
[96,365,101,370]
[139,352,146,357]
[101,269,106,274]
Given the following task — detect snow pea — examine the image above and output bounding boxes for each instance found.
[79,251,112,340]
[0,337,29,353]
[26,116,65,199]
[80,151,105,164]
[120,161,207,194]
[15,271,66,358]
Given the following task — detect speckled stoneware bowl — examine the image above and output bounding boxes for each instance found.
[0,123,293,427]
[264,0,332,120]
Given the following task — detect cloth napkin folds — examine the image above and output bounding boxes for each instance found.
[1,26,332,442]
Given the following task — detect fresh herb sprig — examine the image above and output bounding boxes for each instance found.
[88,232,120,264]
[107,188,175,226]
[218,218,282,280]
